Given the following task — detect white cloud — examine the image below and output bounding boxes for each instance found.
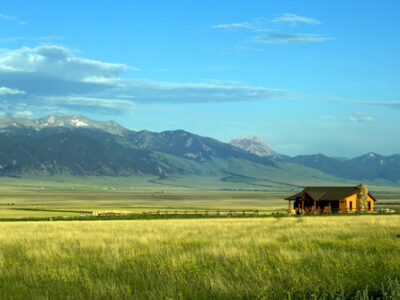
[361,101,400,110]
[15,110,33,117]
[0,36,62,43]
[349,115,375,123]
[0,45,296,115]
[0,96,136,116]
[0,86,26,95]
[0,13,17,21]
[349,116,357,122]
[271,14,321,25]
[81,76,122,85]
[0,45,129,80]
[211,15,331,50]
[319,115,337,121]
[363,116,375,122]
[113,79,289,103]
[211,23,252,30]
[0,13,25,25]
[330,97,400,110]
[253,32,332,44]
[50,96,136,114]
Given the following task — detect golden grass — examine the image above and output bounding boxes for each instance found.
[0,215,399,299]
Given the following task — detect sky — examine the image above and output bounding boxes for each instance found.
[0,0,399,157]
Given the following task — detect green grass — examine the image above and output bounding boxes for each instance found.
[0,216,399,299]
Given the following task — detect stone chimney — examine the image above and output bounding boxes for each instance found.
[356,184,369,212]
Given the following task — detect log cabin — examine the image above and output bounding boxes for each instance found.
[285,184,376,214]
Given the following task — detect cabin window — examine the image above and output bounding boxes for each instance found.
[349,201,353,210]
[368,202,371,210]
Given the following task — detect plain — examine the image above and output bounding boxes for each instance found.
[0,176,399,299]
[1,216,400,299]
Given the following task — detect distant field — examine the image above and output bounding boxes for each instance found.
[0,215,399,299]
[0,175,291,218]
[0,190,286,218]
[0,176,399,219]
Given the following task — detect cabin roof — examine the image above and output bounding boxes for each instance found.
[285,186,377,202]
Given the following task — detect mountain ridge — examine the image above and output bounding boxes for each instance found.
[0,115,279,178]
[0,114,128,136]
[0,115,399,183]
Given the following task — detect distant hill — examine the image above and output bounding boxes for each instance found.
[347,152,400,182]
[288,154,368,180]
[0,115,399,184]
[289,152,400,182]
[229,135,400,183]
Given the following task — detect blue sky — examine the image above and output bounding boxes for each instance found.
[1,0,399,157]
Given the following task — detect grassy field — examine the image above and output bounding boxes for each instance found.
[0,176,400,299]
[0,215,399,299]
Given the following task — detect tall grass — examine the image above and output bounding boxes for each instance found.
[0,215,399,299]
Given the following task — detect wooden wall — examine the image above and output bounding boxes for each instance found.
[342,193,375,213]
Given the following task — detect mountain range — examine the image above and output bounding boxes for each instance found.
[229,135,400,183]
[0,114,399,184]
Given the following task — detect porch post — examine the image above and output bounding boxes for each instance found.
[288,200,291,210]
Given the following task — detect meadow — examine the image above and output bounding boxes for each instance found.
[0,176,400,299]
[0,216,399,299]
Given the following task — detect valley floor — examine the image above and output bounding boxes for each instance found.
[0,176,399,219]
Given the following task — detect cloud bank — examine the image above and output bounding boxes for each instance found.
[0,45,291,115]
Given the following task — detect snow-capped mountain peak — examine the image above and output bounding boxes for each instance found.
[229,136,277,157]
[70,118,89,127]
[0,114,128,135]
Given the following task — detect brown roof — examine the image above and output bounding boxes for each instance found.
[285,186,377,202]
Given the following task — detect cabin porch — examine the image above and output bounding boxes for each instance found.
[288,196,340,214]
